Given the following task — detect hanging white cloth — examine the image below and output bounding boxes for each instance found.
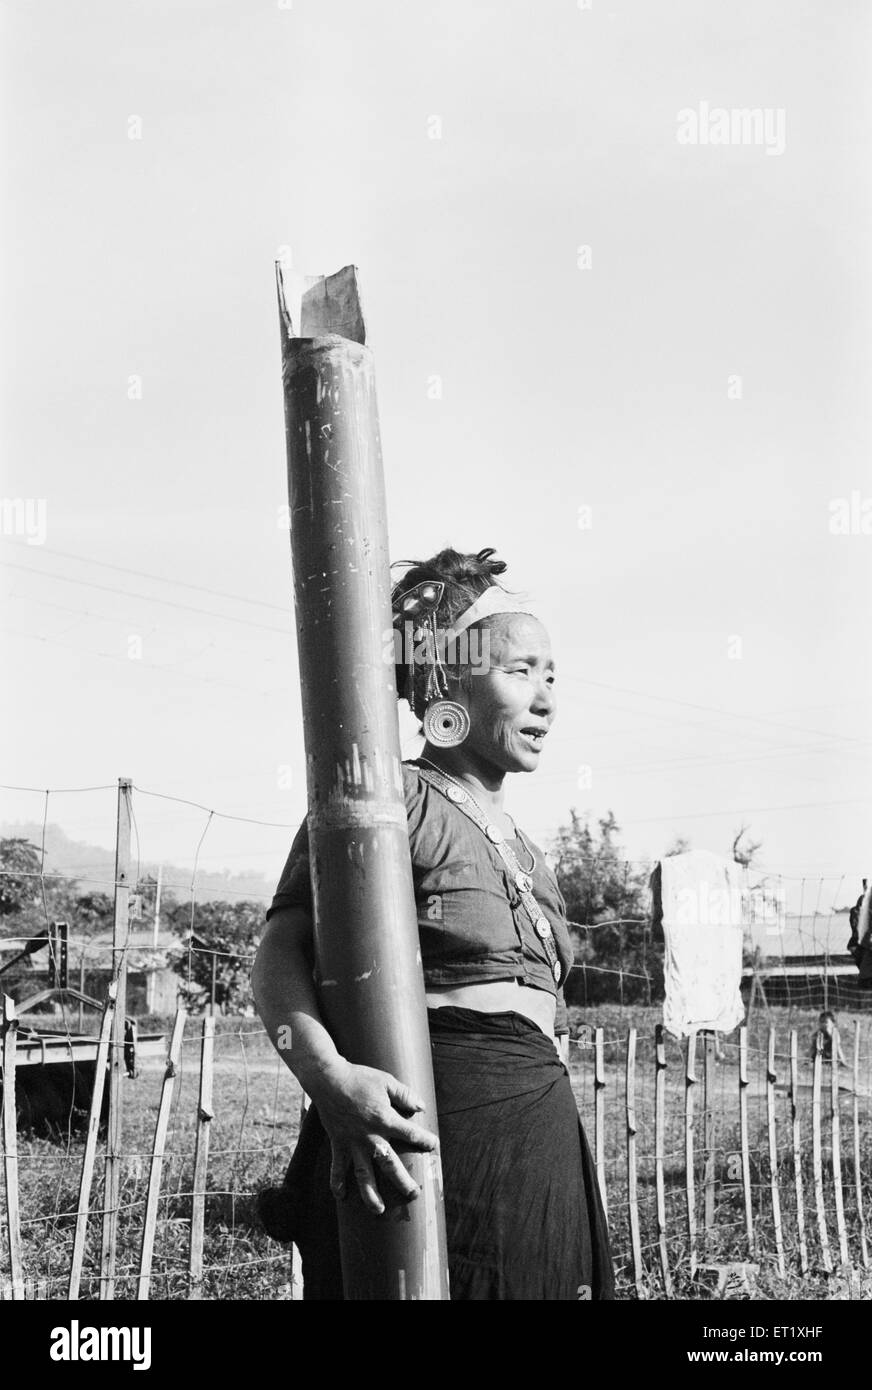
[651,850,747,1038]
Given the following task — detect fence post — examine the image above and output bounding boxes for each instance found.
[137,1008,187,1299]
[1,995,23,1301]
[189,1015,215,1300]
[789,1030,808,1275]
[830,1027,849,1268]
[625,1027,643,1297]
[738,1026,754,1253]
[766,1028,785,1277]
[100,776,132,1300]
[593,1027,608,1220]
[854,1022,870,1269]
[654,1024,672,1297]
[811,1047,832,1272]
[68,983,117,1299]
[684,1031,697,1277]
[702,1030,716,1248]
[78,950,86,1033]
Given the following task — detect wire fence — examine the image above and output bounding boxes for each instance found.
[568,1015,871,1298]
[3,1002,870,1300]
[1,779,870,1300]
[1,1004,303,1300]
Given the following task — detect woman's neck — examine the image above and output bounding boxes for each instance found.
[419,743,506,810]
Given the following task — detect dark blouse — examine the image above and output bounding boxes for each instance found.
[266,759,574,1031]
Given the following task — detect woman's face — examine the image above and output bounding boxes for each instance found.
[455,613,556,775]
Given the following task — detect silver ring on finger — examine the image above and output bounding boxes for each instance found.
[371,1143,392,1164]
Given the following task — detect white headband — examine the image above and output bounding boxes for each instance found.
[445,586,533,640]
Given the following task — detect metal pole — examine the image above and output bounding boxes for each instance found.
[276,263,449,1300]
[100,776,132,1299]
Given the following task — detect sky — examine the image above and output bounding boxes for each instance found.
[1,0,870,915]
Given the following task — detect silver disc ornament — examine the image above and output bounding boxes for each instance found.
[422,700,470,747]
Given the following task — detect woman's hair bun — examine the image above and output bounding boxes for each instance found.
[390,545,508,618]
[458,547,508,581]
[389,545,513,716]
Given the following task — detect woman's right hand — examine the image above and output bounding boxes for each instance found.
[308,1058,439,1215]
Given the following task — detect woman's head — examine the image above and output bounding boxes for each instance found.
[391,546,556,776]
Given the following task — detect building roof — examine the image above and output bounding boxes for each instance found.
[746,911,853,960]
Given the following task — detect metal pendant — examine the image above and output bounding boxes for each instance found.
[422,700,470,748]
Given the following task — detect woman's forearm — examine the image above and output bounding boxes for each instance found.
[251,908,347,1098]
[253,907,439,1211]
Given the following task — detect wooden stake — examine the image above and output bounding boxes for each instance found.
[738,1026,754,1252]
[702,1030,716,1246]
[654,1024,672,1296]
[100,777,132,1300]
[789,1030,808,1275]
[811,1047,832,1272]
[853,1022,869,1269]
[78,951,86,1034]
[137,1008,187,1299]
[1,995,23,1301]
[830,1027,849,1267]
[766,1028,785,1277]
[626,1028,643,1296]
[68,984,117,1300]
[188,1014,215,1300]
[594,1026,607,1220]
[685,1031,697,1276]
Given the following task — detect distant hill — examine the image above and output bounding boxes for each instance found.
[3,822,860,953]
[0,821,277,905]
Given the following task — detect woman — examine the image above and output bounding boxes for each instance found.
[252,546,614,1300]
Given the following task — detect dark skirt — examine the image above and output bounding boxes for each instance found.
[263,1007,614,1301]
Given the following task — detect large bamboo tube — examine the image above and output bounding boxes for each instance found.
[276,263,449,1300]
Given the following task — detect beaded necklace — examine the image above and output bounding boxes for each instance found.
[418,755,535,871]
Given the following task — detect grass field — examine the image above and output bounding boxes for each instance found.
[3,1003,871,1300]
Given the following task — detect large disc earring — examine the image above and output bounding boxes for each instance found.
[423,700,470,748]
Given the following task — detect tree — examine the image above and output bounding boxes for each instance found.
[663,836,691,858]
[551,810,660,1005]
[3,879,115,943]
[0,838,42,917]
[731,825,763,869]
[165,898,262,1013]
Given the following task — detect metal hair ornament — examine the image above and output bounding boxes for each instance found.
[391,579,451,707]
